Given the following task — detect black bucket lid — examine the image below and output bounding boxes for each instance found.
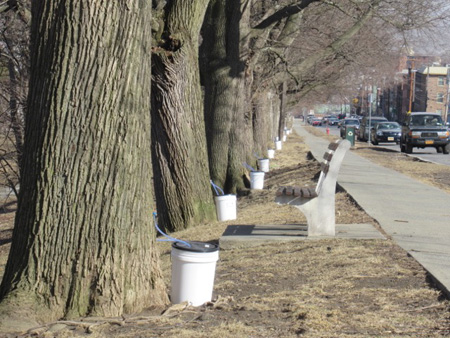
[172,241,219,253]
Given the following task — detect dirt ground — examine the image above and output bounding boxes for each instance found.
[1,129,450,337]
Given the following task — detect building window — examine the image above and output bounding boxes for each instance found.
[437,93,444,103]
[438,76,445,86]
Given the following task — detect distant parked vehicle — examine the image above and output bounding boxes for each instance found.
[370,122,401,145]
[339,118,360,138]
[400,112,450,154]
[327,117,339,125]
[311,118,322,126]
[358,116,388,142]
[322,115,332,123]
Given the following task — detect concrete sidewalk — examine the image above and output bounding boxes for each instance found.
[294,120,450,298]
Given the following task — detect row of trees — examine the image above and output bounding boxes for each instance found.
[0,0,448,330]
[0,0,28,200]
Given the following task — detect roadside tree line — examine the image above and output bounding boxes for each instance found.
[0,0,447,330]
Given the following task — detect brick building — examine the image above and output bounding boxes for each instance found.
[353,54,450,123]
[413,66,449,120]
[388,55,442,122]
[397,54,441,73]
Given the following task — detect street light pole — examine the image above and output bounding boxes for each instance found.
[445,67,450,124]
[408,58,415,113]
[368,93,373,144]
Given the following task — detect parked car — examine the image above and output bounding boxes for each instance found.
[400,112,450,154]
[358,116,388,142]
[322,115,332,123]
[339,118,360,138]
[327,117,339,126]
[311,118,322,126]
[370,122,401,145]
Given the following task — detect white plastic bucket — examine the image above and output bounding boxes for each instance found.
[250,171,265,189]
[171,241,219,306]
[282,134,287,142]
[275,140,282,150]
[214,194,237,221]
[258,158,269,172]
[267,149,275,159]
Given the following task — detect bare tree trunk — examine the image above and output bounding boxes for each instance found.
[151,0,215,233]
[278,82,288,140]
[272,92,281,142]
[0,1,167,329]
[202,0,253,193]
[252,90,273,157]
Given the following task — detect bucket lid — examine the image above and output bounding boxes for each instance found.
[172,241,219,253]
[214,194,236,199]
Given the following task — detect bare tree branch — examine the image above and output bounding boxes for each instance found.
[254,0,320,29]
[288,2,378,82]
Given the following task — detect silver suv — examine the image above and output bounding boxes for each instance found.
[400,112,450,154]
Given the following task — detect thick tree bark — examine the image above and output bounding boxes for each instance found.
[252,90,273,157]
[151,0,215,232]
[202,0,253,193]
[272,92,281,140]
[0,1,167,329]
[278,82,288,139]
[202,0,318,192]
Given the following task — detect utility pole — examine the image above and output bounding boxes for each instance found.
[408,58,415,113]
[368,93,373,144]
[445,67,450,124]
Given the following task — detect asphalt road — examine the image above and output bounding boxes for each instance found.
[311,124,450,166]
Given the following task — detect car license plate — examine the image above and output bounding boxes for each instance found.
[425,140,434,145]
[388,137,394,141]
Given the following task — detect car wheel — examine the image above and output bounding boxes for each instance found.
[443,145,450,155]
[400,141,405,152]
[405,143,413,154]
[437,146,443,153]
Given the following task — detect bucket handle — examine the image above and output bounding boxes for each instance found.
[153,212,191,248]
[210,180,224,196]
[253,152,262,160]
[243,162,256,172]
